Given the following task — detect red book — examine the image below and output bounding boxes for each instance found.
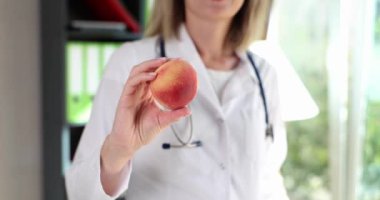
[85,0,140,33]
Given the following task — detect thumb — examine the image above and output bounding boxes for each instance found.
[157,107,191,128]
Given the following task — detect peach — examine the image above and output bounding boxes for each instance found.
[150,58,198,111]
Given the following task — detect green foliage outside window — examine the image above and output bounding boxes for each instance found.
[361,102,380,199]
[276,1,330,199]
[278,0,380,199]
[360,2,380,198]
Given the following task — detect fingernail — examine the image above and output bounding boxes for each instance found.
[148,72,156,77]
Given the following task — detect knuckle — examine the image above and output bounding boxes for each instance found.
[125,78,132,86]
[130,65,139,74]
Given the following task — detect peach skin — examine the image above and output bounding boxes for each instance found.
[150,58,198,110]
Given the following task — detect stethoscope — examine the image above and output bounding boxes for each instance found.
[157,38,274,149]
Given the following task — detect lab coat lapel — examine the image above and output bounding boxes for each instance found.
[165,25,224,118]
[219,51,258,108]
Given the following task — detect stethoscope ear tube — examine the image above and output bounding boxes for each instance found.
[266,124,274,142]
[247,52,274,142]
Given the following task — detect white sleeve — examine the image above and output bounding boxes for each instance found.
[65,43,137,200]
[260,63,289,200]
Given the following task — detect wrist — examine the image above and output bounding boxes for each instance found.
[100,135,133,174]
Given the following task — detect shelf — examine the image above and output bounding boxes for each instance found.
[67,29,143,42]
[69,125,85,160]
[41,0,148,198]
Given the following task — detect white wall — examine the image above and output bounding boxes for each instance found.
[0,0,41,199]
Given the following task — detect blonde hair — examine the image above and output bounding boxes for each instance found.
[144,0,273,51]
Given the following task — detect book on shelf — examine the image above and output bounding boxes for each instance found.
[66,42,121,125]
[70,20,127,31]
[84,0,140,33]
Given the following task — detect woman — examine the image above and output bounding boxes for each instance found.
[65,0,289,199]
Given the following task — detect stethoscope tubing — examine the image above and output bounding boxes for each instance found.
[157,37,273,149]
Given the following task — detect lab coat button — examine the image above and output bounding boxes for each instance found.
[219,163,226,170]
[217,117,225,124]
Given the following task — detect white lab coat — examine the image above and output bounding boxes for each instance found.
[65,25,289,200]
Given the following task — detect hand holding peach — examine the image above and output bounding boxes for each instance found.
[100,58,191,195]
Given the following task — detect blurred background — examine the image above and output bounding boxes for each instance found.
[0,0,379,199]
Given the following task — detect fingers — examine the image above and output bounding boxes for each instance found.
[122,58,167,97]
[123,72,156,95]
[129,57,167,76]
[157,107,191,129]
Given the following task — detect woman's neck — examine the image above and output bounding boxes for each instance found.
[185,18,239,71]
[185,15,234,62]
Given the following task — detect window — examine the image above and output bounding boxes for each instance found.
[269,0,380,199]
[360,1,380,199]
[270,1,331,199]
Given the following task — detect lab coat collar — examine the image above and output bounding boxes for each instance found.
[165,25,258,116]
[235,50,259,85]
[220,51,258,108]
